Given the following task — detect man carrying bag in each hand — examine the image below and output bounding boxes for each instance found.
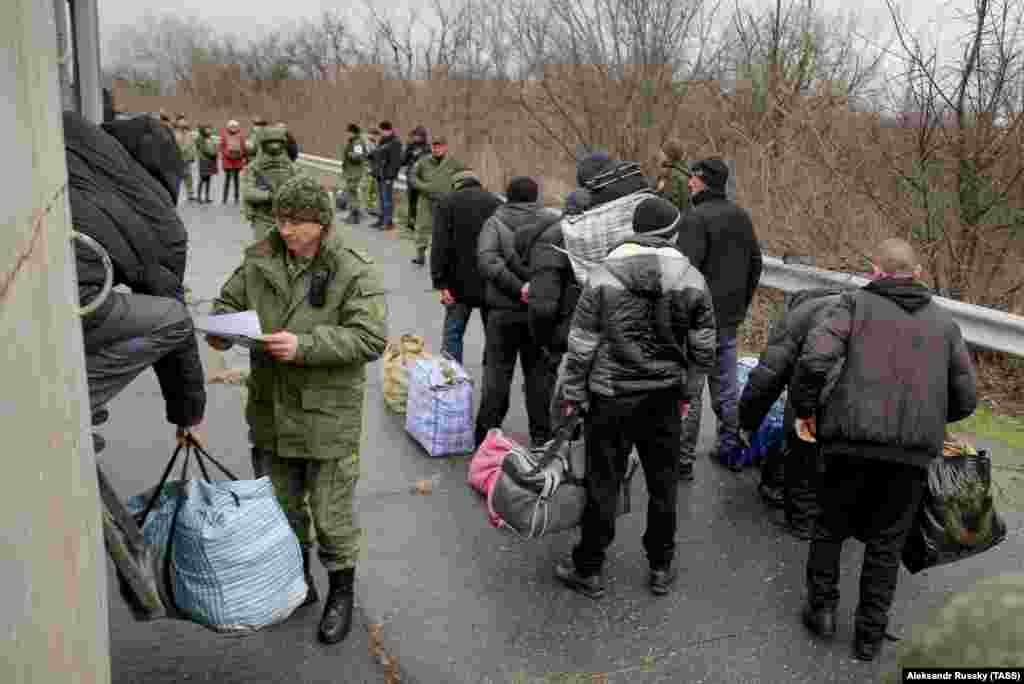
[555,196,717,599]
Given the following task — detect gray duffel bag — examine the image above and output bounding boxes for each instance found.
[490,415,638,539]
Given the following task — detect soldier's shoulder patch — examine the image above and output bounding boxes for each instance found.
[345,246,375,264]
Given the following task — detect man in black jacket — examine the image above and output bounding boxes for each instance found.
[677,158,762,478]
[401,126,431,234]
[431,170,502,366]
[738,288,845,538]
[370,120,404,231]
[555,197,717,599]
[791,238,977,661]
[475,177,561,447]
[65,112,207,452]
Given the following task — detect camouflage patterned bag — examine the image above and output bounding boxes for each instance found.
[902,442,1008,573]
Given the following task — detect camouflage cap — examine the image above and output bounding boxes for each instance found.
[273,175,335,227]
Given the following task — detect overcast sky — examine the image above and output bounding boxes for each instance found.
[97,0,972,66]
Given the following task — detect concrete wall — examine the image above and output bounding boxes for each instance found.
[1,0,110,682]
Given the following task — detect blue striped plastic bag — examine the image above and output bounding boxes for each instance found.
[126,476,307,633]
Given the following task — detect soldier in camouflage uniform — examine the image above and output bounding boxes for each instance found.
[363,128,380,214]
[340,123,369,224]
[883,574,1024,681]
[242,127,297,242]
[408,135,466,265]
[208,175,388,645]
[656,138,691,214]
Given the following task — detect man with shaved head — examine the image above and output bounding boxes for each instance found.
[789,237,978,661]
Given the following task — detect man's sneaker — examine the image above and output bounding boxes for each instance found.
[649,566,678,596]
[554,561,605,599]
[801,602,837,639]
[678,461,694,482]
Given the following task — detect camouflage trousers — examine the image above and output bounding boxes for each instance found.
[253,448,361,572]
[362,175,378,209]
[343,173,363,211]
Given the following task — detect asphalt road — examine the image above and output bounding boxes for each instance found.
[100,181,1024,684]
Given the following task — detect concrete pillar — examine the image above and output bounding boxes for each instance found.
[70,0,103,124]
[1,0,111,682]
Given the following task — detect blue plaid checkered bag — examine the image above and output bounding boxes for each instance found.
[734,356,786,467]
[405,357,475,457]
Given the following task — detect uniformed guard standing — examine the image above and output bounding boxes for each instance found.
[207,175,388,645]
[340,123,369,225]
[242,127,298,242]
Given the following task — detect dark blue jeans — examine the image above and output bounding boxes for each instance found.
[442,301,488,367]
[679,326,741,461]
[709,325,741,456]
[379,178,395,225]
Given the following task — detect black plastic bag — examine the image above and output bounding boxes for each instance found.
[902,450,1007,574]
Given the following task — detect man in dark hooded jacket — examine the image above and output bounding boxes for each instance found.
[738,287,846,538]
[431,169,502,365]
[677,158,762,477]
[475,177,561,447]
[65,112,206,452]
[790,238,977,661]
[555,196,717,599]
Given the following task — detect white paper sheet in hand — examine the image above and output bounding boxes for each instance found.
[193,311,265,349]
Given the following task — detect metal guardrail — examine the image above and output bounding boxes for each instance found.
[297,152,409,192]
[167,135,1024,357]
[761,257,1024,356]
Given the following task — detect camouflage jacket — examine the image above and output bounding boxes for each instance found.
[656,162,691,214]
[341,134,370,178]
[409,155,467,232]
[213,229,389,460]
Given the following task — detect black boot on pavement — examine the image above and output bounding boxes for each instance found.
[318,568,355,644]
[802,602,837,639]
[346,210,360,225]
[301,548,319,607]
[853,632,883,661]
[678,460,694,482]
[92,432,106,454]
[554,560,605,599]
[411,248,426,266]
[649,566,678,596]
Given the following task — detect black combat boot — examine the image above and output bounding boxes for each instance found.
[411,247,426,266]
[318,568,355,644]
[301,548,319,607]
[346,209,360,225]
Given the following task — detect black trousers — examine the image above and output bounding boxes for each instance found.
[806,453,926,642]
[474,309,554,447]
[222,169,241,202]
[784,433,822,528]
[573,389,681,576]
[198,175,212,201]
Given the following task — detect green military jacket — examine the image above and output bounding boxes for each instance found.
[657,161,691,214]
[175,129,196,163]
[242,159,298,234]
[340,134,369,180]
[409,155,466,232]
[213,229,389,460]
[196,134,218,161]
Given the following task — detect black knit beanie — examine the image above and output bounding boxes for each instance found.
[633,197,680,238]
[506,176,539,203]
